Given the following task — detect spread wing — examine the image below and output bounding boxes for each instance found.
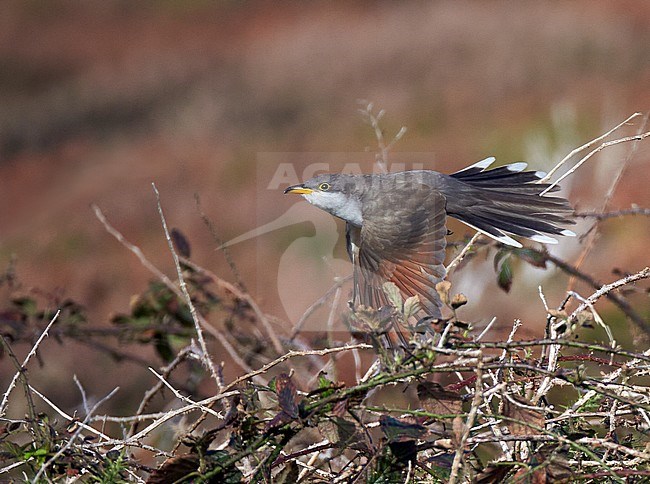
[349,183,448,319]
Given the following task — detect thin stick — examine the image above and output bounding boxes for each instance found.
[0,310,59,416]
[128,345,194,438]
[0,460,26,475]
[148,367,222,419]
[73,375,90,415]
[449,360,483,484]
[92,204,176,288]
[358,100,407,170]
[113,345,369,450]
[533,313,561,404]
[195,193,247,291]
[152,183,221,386]
[221,343,372,395]
[540,131,650,195]
[110,390,241,450]
[446,232,481,274]
[575,207,650,219]
[567,267,650,326]
[178,256,284,354]
[539,112,642,183]
[290,275,352,341]
[559,349,650,420]
[476,316,497,342]
[566,114,649,292]
[567,290,615,346]
[0,337,39,433]
[539,249,649,333]
[28,385,113,442]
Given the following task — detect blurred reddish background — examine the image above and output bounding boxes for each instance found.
[1,1,649,412]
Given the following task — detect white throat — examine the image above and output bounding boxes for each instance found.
[303,191,363,226]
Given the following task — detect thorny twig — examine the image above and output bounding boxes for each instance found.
[153,183,223,389]
[177,256,284,355]
[567,267,649,326]
[0,310,59,416]
[575,207,650,219]
[566,113,649,293]
[541,131,650,195]
[536,249,649,333]
[446,232,481,274]
[449,359,484,484]
[539,112,642,183]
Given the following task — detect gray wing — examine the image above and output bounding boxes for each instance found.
[350,183,447,318]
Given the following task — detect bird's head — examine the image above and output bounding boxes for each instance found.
[284,174,365,225]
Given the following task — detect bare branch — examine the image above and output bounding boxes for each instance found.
[446,232,482,274]
[152,183,222,386]
[0,310,59,416]
[567,267,650,326]
[540,130,650,195]
[575,207,650,219]
[540,112,642,183]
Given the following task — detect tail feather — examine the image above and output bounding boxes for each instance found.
[447,159,575,247]
[466,211,567,238]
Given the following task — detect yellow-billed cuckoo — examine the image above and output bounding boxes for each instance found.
[284,158,574,319]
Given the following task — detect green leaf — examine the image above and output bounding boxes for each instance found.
[154,334,174,362]
[494,250,513,293]
[11,296,38,316]
[23,446,48,459]
[318,373,334,389]
[515,247,548,268]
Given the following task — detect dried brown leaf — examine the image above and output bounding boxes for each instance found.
[436,281,452,306]
[474,462,516,483]
[275,373,299,419]
[417,382,462,416]
[403,295,421,320]
[503,395,545,436]
[450,293,468,309]
[274,461,299,484]
[513,467,547,484]
[318,417,367,451]
[146,454,199,484]
[266,373,300,430]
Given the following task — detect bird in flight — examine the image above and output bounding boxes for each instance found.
[284,158,575,320]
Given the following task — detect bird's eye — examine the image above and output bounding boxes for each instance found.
[318,182,331,191]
